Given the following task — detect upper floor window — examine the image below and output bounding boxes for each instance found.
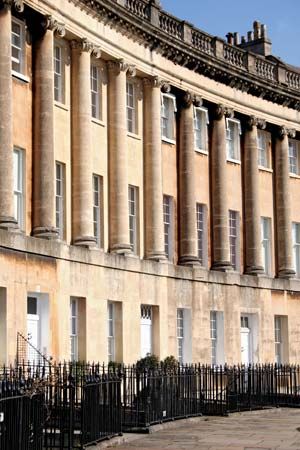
[54,44,65,103]
[226,118,241,161]
[91,65,101,120]
[229,210,239,271]
[11,18,26,75]
[261,217,271,276]
[292,222,300,278]
[126,81,136,134]
[288,139,300,175]
[93,175,103,247]
[55,161,65,240]
[163,195,173,261]
[13,148,25,230]
[257,130,271,168]
[161,93,177,142]
[194,107,209,152]
[128,185,139,255]
[196,203,207,267]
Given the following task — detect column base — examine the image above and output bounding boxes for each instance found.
[211,261,233,272]
[244,265,265,276]
[178,255,201,267]
[32,226,59,240]
[278,268,296,279]
[110,243,132,256]
[0,216,18,231]
[73,235,97,248]
[145,251,167,263]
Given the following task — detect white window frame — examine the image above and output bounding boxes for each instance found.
[70,298,78,362]
[161,93,177,143]
[226,118,241,162]
[141,305,153,358]
[288,139,300,176]
[163,195,173,261]
[11,17,26,77]
[54,42,65,104]
[93,174,102,247]
[177,309,184,365]
[257,130,270,169]
[274,316,282,365]
[210,311,225,366]
[210,311,217,366]
[229,210,239,271]
[107,302,115,362]
[91,64,101,120]
[292,222,300,278]
[126,80,136,134]
[55,161,65,240]
[261,217,272,276]
[194,106,209,153]
[13,148,25,231]
[128,185,138,254]
[196,203,207,267]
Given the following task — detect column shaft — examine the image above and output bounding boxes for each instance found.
[0,5,17,229]
[244,120,264,274]
[143,78,165,260]
[71,42,96,246]
[211,107,231,270]
[178,95,199,265]
[108,61,131,254]
[32,25,58,238]
[275,129,295,278]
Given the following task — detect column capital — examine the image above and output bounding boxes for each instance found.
[142,76,170,92]
[0,0,24,12]
[278,126,296,140]
[70,38,101,58]
[181,91,203,109]
[107,59,136,76]
[246,115,266,131]
[42,15,66,37]
[213,104,234,120]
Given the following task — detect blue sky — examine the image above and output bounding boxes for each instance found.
[161,0,300,67]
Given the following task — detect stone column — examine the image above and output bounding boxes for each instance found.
[178,92,201,266]
[211,105,233,271]
[143,77,166,261]
[71,39,101,246]
[32,16,65,238]
[0,1,24,230]
[275,127,296,278]
[244,116,265,275]
[108,60,133,254]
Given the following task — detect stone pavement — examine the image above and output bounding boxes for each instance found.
[101,408,300,450]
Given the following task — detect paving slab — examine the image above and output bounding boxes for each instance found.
[93,408,300,450]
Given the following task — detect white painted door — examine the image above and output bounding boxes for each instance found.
[27,314,39,363]
[241,328,250,365]
[141,317,152,358]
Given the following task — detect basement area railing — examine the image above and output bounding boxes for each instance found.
[1,362,300,449]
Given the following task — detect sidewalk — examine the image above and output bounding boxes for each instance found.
[96,408,300,450]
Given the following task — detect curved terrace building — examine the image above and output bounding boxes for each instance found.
[1,0,300,365]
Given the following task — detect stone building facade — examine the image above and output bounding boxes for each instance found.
[1,0,300,365]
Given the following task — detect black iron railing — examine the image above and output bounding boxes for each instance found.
[1,362,300,448]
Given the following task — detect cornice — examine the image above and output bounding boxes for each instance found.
[68,0,300,111]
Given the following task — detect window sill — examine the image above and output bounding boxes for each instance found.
[258,166,273,173]
[54,101,69,112]
[91,118,105,127]
[289,173,300,179]
[162,137,176,145]
[12,71,30,83]
[127,132,141,141]
[227,158,241,165]
[195,148,208,156]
